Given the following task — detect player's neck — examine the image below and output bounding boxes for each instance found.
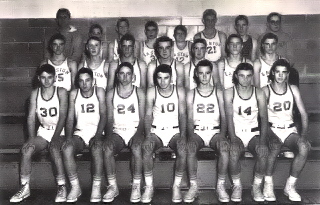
[176,41,187,50]
[236,84,252,93]
[203,27,217,36]
[159,57,173,65]
[240,34,249,41]
[51,53,66,62]
[120,56,135,64]
[80,87,94,98]
[158,84,173,96]
[146,38,156,44]
[41,86,55,99]
[264,52,278,60]
[118,84,134,97]
[228,53,242,61]
[271,81,286,93]
[194,58,205,65]
[198,83,213,93]
[58,25,70,33]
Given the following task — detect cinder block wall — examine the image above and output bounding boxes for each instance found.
[0,14,319,114]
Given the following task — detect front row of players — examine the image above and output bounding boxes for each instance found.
[10,59,310,203]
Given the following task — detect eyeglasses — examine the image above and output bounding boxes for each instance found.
[270,20,280,25]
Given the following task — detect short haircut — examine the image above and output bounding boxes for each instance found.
[89,24,103,35]
[87,36,102,45]
[225,34,243,57]
[232,63,254,85]
[235,15,249,25]
[267,12,282,23]
[260,33,278,54]
[56,8,71,19]
[153,64,172,87]
[34,64,56,88]
[48,33,66,54]
[145,20,158,30]
[75,67,94,88]
[117,18,129,28]
[268,59,291,82]
[191,38,207,59]
[154,36,173,59]
[174,25,187,36]
[118,33,135,57]
[194,59,213,85]
[202,9,217,20]
[114,62,134,86]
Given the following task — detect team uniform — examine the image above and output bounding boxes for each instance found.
[156,60,177,85]
[112,86,140,145]
[118,59,142,87]
[151,86,179,146]
[141,41,156,65]
[200,32,222,62]
[233,86,259,147]
[36,86,64,142]
[223,58,247,89]
[48,58,72,91]
[242,36,253,60]
[113,39,119,61]
[259,56,282,88]
[267,84,297,143]
[173,41,190,65]
[84,60,107,90]
[74,86,100,145]
[193,87,220,146]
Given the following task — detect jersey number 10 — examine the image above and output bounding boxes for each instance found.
[161,103,175,113]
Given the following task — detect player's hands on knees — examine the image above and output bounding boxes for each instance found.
[297,137,311,151]
[230,137,244,153]
[22,140,35,153]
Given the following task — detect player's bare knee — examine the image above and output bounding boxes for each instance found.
[187,141,198,155]
[91,140,103,151]
[131,143,142,156]
[21,143,35,156]
[103,141,115,156]
[142,141,154,155]
[230,143,241,158]
[298,139,311,157]
[218,140,230,153]
[61,140,74,156]
[256,146,269,159]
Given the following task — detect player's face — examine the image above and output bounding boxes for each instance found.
[174,29,187,42]
[56,12,70,28]
[228,37,243,55]
[87,39,101,56]
[193,43,206,60]
[145,26,158,39]
[268,15,281,32]
[196,66,212,85]
[121,40,134,58]
[78,73,93,92]
[117,21,129,36]
[156,72,171,89]
[273,66,289,83]
[39,72,55,88]
[51,39,65,55]
[117,66,133,86]
[236,70,253,87]
[90,28,102,39]
[262,38,277,54]
[235,19,248,36]
[158,41,172,59]
[203,15,216,28]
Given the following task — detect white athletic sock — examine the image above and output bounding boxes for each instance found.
[264,175,273,183]
[92,176,101,187]
[287,175,298,185]
[190,179,197,187]
[56,175,66,185]
[144,172,153,186]
[20,175,30,185]
[231,174,241,185]
[173,173,183,187]
[107,175,117,186]
[253,174,263,185]
[69,174,80,187]
[217,174,226,184]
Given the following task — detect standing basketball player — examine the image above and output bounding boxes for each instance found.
[62,68,107,202]
[224,63,268,202]
[103,62,145,203]
[140,21,159,66]
[141,64,187,203]
[173,25,191,65]
[107,34,147,90]
[147,36,184,87]
[262,59,310,202]
[41,33,77,91]
[185,60,229,203]
[194,9,226,63]
[10,64,68,202]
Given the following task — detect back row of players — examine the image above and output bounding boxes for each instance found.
[10,8,309,204]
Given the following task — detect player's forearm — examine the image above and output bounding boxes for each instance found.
[144,114,153,137]
[300,115,309,138]
[65,118,74,139]
[95,118,107,139]
[52,115,66,140]
[27,116,36,139]
[179,114,187,139]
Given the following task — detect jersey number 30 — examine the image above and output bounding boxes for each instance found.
[40,107,57,117]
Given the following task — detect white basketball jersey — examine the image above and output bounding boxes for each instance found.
[193,87,220,130]
[113,39,119,61]
[233,86,259,132]
[259,57,272,88]
[267,84,294,125]
[156,60,177,85]
[173,41,190,65]
[48,58,71,91]
[74,87,100,140]
[36,86,60,131]
[113,86,140,131]
[152,86,179,128]
[118,59,141,87]
[201,31,222,62]
[142,41,156,65]
[84,60,107,90]
[223,58,247,89]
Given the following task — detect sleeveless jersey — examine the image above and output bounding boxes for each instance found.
[113,39,119,61]
[118,59,141,87]
[259,56,282,88]
[48,58,71,91]
[200,31,222,62]
[84,60,107,90]
[242,36,253,59]
[142,41,156,65]
[267,84,294,125]
[233,86,259,132]
[74,87,100,140]
[173,41,190,65]
[156,60,177,85]
[36,86,60,131]
[152,86,179,128]
[193,87,220,131]
[113,86,139,130]
[223,58,246,89]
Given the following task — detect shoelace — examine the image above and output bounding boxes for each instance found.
[57,185,65,196]
[14,184,27,197]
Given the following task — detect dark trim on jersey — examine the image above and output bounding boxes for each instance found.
[152,125,179,129]
[143,41,154,50]
[48,57,67,67]
[236,85,254,101]
[267,85,271,104]
[288,84,296,106]
[79,85,96,99]
[40,86,56,102]
[270,83,288,96]
[174,41,189,51]
[201,31,217,40]
[260,55,282,66]
[196,86,214,98]
[225,57,246,69]
[157,85,175,98]
[116,85,136,100]
[87,59,105,71]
